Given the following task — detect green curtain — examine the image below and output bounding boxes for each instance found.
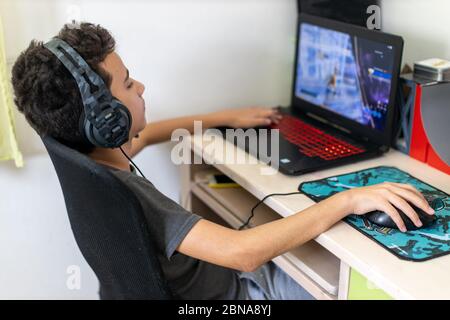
[0,15,23,167]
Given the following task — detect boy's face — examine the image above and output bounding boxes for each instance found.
[99,52,147,140]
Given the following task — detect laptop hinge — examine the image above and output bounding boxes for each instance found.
[379,145,389,152]
[305,112,388,149]
[306,112,351,135]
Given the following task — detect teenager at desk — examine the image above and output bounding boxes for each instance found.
[11,23,435,300]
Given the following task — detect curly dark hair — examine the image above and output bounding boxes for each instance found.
[11,22,116,153]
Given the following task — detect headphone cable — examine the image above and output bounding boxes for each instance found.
[119,146,147,180]
[120,145,304,228]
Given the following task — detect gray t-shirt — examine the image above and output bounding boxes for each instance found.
[106,164,241,299]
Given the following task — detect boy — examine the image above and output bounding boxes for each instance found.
[12,23,434,300]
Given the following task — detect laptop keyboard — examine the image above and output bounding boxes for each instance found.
[270,115,366,161]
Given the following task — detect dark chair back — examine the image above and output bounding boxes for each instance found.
[42,135,172,299]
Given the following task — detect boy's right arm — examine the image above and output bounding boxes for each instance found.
[177,182,435,273]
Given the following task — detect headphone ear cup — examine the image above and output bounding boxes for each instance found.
[83,100,132,148]
[112,100,132,146]
[115,99,132,131]
[81,115,96,147]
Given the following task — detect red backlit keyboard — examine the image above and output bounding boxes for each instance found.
[271,115,366,161]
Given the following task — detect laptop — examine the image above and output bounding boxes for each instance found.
[222,13,404,175]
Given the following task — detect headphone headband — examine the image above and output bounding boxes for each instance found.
[44,39,112,109]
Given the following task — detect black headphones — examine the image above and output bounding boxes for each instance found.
[44,38,132,148]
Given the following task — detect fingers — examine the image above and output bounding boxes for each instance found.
[269,115,282,124]
[269,111,283,124]
[383,191,422,228]
[248,117,272,127]
[385,182,428,204]
[256,107,282,117]
[230,107,282,128]
[383,183,434,215]
[378,199,407,232]
[383,182,434,215]
[254,109,282,125]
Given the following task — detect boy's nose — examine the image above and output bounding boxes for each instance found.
[138,81,145,96]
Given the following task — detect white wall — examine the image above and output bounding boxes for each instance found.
[0,0,297,299]
[382,0,450,66]
[2,0,298,194]
[1,0,449,299]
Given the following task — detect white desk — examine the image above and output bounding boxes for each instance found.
[180,132,450,300]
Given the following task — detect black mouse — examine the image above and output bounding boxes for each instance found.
[365,204,436,231]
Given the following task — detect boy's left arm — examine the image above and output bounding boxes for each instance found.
[129,107,281,157]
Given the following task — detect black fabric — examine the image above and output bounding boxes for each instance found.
[42,135,172,299]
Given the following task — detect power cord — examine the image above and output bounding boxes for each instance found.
[238,191,303,230]
[119,146,147,180]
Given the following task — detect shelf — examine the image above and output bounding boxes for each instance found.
[190,171,340,298]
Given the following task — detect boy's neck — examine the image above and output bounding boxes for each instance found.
[88,141,132,172]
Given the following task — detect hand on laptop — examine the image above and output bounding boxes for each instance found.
[215,107,282,129]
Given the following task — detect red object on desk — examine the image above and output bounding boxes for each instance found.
[409,84,450,175]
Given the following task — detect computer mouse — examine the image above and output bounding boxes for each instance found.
[365,204,436,231]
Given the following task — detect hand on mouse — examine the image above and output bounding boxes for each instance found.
[342,182,435,232]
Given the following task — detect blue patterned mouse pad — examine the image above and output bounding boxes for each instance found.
[298,166,450,262]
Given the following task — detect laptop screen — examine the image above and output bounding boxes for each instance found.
[294,22,396,132]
